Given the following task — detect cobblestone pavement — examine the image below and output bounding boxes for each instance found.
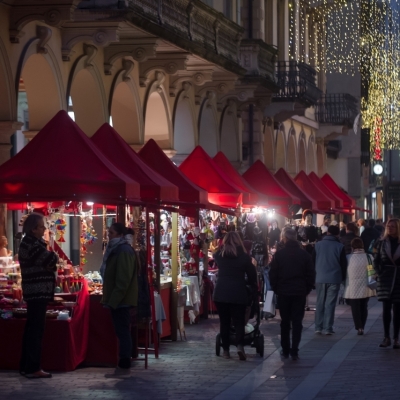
[1,294,399,400]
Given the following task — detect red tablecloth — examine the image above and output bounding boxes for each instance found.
[0,281,89,372]
[160,286,171,338]
[84,295,118,366]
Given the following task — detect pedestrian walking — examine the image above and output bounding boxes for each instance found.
[343,238,376,335]
[313,225,347,335]
[361,219,381,254]
[101,222,138,369]
[269,229,315,360]
[213,231,257,361]
[373,218,400,349]
[340,222,358,255]
[19,213,58,379]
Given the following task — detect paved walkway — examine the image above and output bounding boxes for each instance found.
[1,294,399,400]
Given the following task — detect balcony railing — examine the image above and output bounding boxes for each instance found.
[316,93,358,127]
[273,61,322,105]
[128,0,244,63]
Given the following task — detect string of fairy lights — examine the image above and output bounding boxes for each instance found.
[288,0,400,159]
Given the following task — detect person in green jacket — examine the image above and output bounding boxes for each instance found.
[101,222,138,369]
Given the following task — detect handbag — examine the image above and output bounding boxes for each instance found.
[263,290,276,318]
[366,254,377,290]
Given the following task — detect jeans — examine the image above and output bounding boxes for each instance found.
[110,307,133,360]
[315,283,341,333]
[382,300,400,339]
[278,295,306,356]
[348,298,369,330]
[215,302,247,351]
[20,301,48,374]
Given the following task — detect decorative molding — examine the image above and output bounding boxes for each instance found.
[139,53,188,88]
[61,23,121,61]
[9,1,80,43]
[103,39,159,75]
[169,70,213,97]
[122,59,134,82]
[83,43,98,70]
[36,25,52,54]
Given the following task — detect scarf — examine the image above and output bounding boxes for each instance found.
[100,237,128,280]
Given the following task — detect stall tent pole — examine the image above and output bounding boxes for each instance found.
[170,211,178,341]
[146,207,159,358]
[116,205,125,224]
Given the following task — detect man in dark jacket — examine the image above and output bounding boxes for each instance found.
[361,219,381,253]
[269,229,315,360]
[340,222,358,255]
[313,225,347,335]
[19,213,58,379]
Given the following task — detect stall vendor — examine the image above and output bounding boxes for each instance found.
[0,236,12,257]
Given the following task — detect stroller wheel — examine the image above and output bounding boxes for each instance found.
[257,334,264,357]
[215,333,221,356]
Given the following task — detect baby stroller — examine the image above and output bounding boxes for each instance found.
[215,287,264,358]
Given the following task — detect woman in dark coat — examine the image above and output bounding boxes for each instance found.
[374,218,400,348]
[213,231,257,361]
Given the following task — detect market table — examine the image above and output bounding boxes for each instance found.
[0,281,89,372]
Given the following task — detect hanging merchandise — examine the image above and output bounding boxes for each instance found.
[54,208,67,243]
[80,207,97,266]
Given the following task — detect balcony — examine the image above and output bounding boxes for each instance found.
[127,0,245,74]
[273,61,322,105]
[316,93,358,127]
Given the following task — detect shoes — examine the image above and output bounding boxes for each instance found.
[280,350,289,359]
[393,340,400,349]
[379,337,391,348]
[237,345,247,361]
[118,358,131,369]
[222,350,231,359]
[25,370,52,379]
[325,332,334,335]
[291,354,299,361]
[315,330,322,334]
[357,329,364,336]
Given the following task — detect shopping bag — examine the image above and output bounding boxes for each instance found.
[366,254,377,290]
[263,290,276,318]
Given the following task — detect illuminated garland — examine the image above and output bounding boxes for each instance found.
[288,0,400,157]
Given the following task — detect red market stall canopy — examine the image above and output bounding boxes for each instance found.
[274,168,317,210]
[138,139,208,206]
[213,152,268,207]
[308,172,344,210]
[91,124,179,204]
[242,160,300,212]
[179,146,242,208]
[0,111,140,204]
[294,171,334,211]
[321,173,356,209]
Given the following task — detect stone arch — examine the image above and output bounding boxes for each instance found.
[67,47,108,136]
[317,141,326,176]
[17,38,65,130]
[109,64,142,145]
[263,123,274,170]
[220,100,239,161]
[198,94,219,156]
[275,128,286,170]
[143,74,172,148]
[307,135,316,173]
[0,36,15,120]
[287,129,297,175]
[173,83,197,155]
[298,132,307,172]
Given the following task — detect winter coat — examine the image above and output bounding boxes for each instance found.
[19,233,58,302]
[343,250,376,299]
[268,228,281,249]
[213,246,257,305]
[102,243,138,309]
[361,227,381,254]
[269,240,315,296]
[340,232,357,255]
[313,235,347,284]
[373,238,400,302]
